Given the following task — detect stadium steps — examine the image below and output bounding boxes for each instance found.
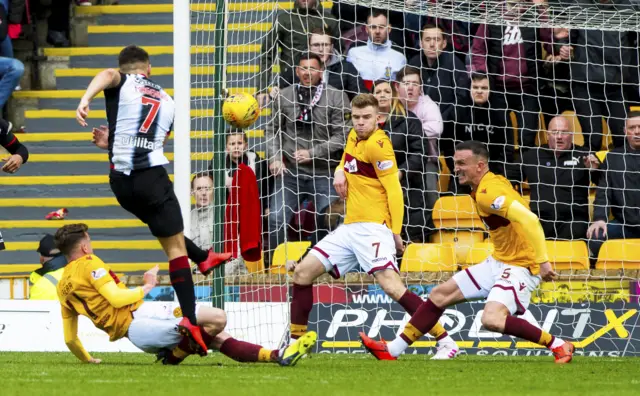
[1,0,299,274]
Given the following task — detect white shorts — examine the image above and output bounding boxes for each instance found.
[452,256,541,315]
[309,222,398,278]
[127,302,199,353]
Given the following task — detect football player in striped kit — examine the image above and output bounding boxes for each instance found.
[75,45,231,356]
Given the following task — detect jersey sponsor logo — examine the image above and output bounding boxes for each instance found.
[376,160,393,171]
[490,196,506,210]
[91,268,108,280]
[345,158,358,173]
[119,136,163,151]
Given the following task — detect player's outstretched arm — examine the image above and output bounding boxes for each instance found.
[96,265,158,308]
[76,69,122,127]
[62,307,98,363]
[505,200,556,281]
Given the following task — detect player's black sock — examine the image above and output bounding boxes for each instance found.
[184,237,209,264]
[169,255,198,325]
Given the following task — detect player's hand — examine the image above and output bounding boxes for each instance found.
[91,125,109,150]
[334,170,348,199]
[587,220,607,239]
[269,160,286,177]
[558,45,573,61]
[554,27,570,40]
[76,98,91,127]
[539,261,557,282]
[143,265,159,287]
[1,154,24,173]
[293,149,311,164]
[393,234,405,255]
[398,170,403,180]
[285,260,297,272]
[87,358,102,364]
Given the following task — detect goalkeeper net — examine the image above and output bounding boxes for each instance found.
[186,0,640,356]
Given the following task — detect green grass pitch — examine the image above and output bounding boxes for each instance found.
[2,352,638,396]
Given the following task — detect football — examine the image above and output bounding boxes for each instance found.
[222,92,260,129]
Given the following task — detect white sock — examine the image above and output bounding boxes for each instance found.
[437,335,457,348]
[550,337,565,349]
[387,337,409,357]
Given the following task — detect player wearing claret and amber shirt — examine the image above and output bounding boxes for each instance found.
[361,141,575,364]
[55,223,314,366]
[283,94,459,362]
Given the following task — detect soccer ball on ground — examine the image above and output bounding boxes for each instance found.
[222,92,260,129]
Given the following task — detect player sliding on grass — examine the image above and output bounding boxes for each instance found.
[286,94,459,360]
[360,141,575,364]
[75,45,232,355]
[55,223,316,366]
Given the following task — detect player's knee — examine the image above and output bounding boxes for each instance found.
[428,285,448,307]
[292,256,322,285]
[198,307,227,332]
[481,309,507,333]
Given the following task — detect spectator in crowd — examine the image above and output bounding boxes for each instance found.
[190,171,214,252]
[0,1,23,108]
[346,9,406,90]
[308,29,367,100]
[522,115,600,241]
[372,79,430,242]
[417,5,477,64]
[47,0,72,47]
[29,234,68,300]
[221,129,271,214]
[407,22,469,126]
[256,0,338,107]
[471,2,556,153]
[443,72,513,193]
[587,112,640,259]
[558,1,636,152]
[394,66,442,221]
[265,53,349,260]
[1,118,27,173]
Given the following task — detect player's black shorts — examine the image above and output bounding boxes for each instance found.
[109,166,184,238]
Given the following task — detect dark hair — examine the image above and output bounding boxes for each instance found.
[191,171,214,189]
[118,45,150,68]
[420,23,443,38]
[308,28,334,45]
[297,52,324,68]
[368,8,388,22]
[396,65,422,84]
[455,140,490,160]
[351,93,379,109]
[628,111,640,119]
[471,72,489,82]
[54,223,89,257]
[226,129,248,144]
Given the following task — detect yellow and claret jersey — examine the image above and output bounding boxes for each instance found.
[473,172,539,274]
[57,254,142,341]
[340,128,402,232]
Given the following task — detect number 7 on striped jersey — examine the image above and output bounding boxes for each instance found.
[140,96,161,133]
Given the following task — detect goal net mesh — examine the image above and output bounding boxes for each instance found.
[188,0,640,357]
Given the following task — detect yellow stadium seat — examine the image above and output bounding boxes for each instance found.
[560,111,611,150]
[595,239,640,270]
[401,243,457,272]
[546,240,589,271]
[464,242,495,268]
[270,241,312,274]
[431,230,485,264]
[432,196,484,229]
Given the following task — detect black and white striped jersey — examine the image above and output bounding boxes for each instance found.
[104,72,175,174]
